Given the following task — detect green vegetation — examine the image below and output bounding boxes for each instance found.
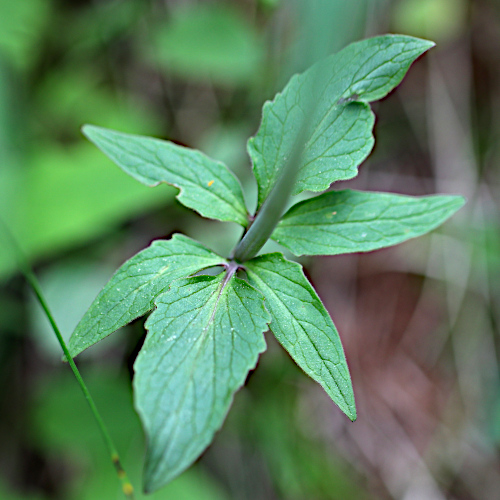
[4,1,498,499]
[69,35,463,492]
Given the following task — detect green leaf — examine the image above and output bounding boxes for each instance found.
[272,190,466,256]
[134,273,270,492]
[68,234,225,357]
[82,125,249,226]
[248,35,434,209]
[245,253,356,421]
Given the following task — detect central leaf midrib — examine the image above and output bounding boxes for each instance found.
[148,277,230,477]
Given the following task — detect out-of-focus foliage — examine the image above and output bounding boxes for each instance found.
[0,0,173,279]
[31,369,229,500]
[0,0,52,71]
[28,259,123,361]
[145,3,265,85]
[392,0,468,43]
[1,0,500,499]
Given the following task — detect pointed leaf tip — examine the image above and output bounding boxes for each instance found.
[68,234,225,357]
[245,253,356,420]
[273,191,465,256]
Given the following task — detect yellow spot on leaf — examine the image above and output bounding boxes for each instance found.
[208,180,214,187]
[123,483,134,495]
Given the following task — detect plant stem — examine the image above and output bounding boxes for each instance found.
[232,125,307,263]
[232,56,328,264]
[1,221,135,499]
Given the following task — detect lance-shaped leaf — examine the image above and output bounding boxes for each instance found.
[248,35,434,209]
[245,253,356,421]
[69,234,225,357]
[272,190,466,256]
[82,125,249,226]
[134,273,270,492]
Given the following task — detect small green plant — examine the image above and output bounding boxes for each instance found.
[69,35,464,492]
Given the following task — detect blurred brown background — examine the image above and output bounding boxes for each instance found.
[1,0,499,499]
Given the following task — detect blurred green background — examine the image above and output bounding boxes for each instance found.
[1,0,500,498]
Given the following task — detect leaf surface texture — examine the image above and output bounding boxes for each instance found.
[83,125,249,225]
[134,273,270,491]
[69,234,224,357]
[248,35,434,209]
[273,190,465,255]
[245,253,356,420]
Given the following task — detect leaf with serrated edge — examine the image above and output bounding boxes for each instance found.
[245,253,356,421]
[68,234,225,357]
[134,273,270,492]
[82,125,249,226]
[248,35,434,209]
[273,190,466,256]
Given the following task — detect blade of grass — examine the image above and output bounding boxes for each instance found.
[0,218,135,499]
